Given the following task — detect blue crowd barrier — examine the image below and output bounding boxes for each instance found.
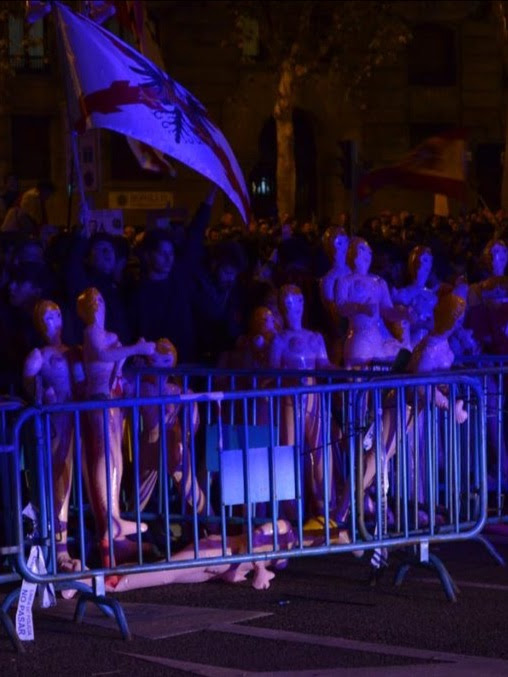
[0,370,486,650]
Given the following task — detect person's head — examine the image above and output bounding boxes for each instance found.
[212,241,246,289]
[278,284,304,324]
[8,265,49,310]
[3,172,18,193]
[346,237,372,275]
[206,226,221,243]
[36,179,56,202]
[124,225,137,244]
[87,233,117,276]
[408,245,433,284]
[281,218,294,241]
[142,229,175,280]
[220,212,234,229]
[258,220,270,236]
[33,299,62,343]
[483,239,508,277]
[13,238,45,266]
[322,226,349,265]
[250,306,277,339]
[77,287,104,326]
[148,338,178,368]
[433,292,466,336]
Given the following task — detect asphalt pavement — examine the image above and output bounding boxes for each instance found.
[2,530,508,676]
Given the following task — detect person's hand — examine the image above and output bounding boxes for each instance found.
[25,348,43,375]
[454,399,468,424]
[434,389,448,409]
[43,386,57,405]
[136,338,156,356]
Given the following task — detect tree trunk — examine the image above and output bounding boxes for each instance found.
[492,2,508,210]
[274,56,296,220]
[502,106,508,211]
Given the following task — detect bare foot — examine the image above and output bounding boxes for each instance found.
[252,563,275,590]
[332,529,364,558]
[222,562,252,584]
[113,517,148,538]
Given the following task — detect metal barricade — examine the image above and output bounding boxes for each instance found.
[3,373,486,646]
[451,354,508,564]
[0,398,27,652]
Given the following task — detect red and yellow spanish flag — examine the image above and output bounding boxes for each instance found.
[358,129,467,201]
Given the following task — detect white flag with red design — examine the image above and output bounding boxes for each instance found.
[54,2,250,222]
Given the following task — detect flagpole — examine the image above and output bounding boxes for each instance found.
[52,3,88,230]
[351,140,359,235]
[66,147,74,230]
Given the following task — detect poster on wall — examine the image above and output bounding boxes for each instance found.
[85,209,124,236]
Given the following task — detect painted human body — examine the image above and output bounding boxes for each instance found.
[319,226,351,365]
[338,291,468,531]
[137,339,205,514]
[77,287,155,563]
[467,239,508,353]
[23,301,84,572]
[269,285,333,518]
[109,519,295,592]
[391,246,437,348]
[336,238,407,368]
[364,292,467,513]
[467,240,508,487]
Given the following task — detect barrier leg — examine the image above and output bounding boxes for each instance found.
[428,553,459,602]
[0,602,24,653]
[393,549,459,602]
[393,562,411,587]
[74,592,131,639]
[474,534,506,567]
[74,576,131,640]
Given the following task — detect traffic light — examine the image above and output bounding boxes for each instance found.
[337,140,354,190]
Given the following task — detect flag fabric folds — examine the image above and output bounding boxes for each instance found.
[110,0,176,175]
[357,129,468,202]
[54,2,250,222]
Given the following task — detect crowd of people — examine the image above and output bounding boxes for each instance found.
[1,173,507,399]
[2,171,508,585]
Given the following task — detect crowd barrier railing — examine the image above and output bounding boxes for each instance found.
[1,372,486,649]
[0,398,28,653]
[450,354,508,563]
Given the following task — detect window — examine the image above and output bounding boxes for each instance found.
[250,110,317,220]
[11,115,51,180]
[8,13,48,73]
[408,24,456,87]
[238,15,260,60]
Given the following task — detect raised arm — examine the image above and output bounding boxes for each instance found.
[87,328,155,363]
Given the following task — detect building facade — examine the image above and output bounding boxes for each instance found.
[0,0,504,228]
